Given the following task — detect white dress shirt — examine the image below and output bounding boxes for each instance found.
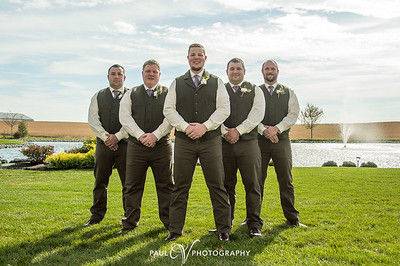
[119,84,172,140]
[258,82,300,134]
[163,69,230,132]
[221,81,265,136]
[88,86,129,142]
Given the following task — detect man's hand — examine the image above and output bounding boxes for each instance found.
[105,133,119,151]
[263,126,280,143]
[224,128,240,144]
[139,133,157,148]
[186,123,207,140]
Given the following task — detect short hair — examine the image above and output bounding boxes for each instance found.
[188,43,206,55]
[142,59,160,71]
[261,59,279,71]
[226,58,245,71]
[107,64,125,75]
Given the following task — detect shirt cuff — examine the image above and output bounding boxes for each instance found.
[179,121,190,132]
[203,120,212,131]
[236,124,246,136]
[257,124,265,135]
[101,132,108,142]
[115,131,124,141]
[152,129,161,141]
[275,123,284,134]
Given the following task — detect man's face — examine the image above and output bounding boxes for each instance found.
[227,62,245,85]
[142,64,160,88]
[187,47,207,72]
[262,61,279,84]
[107,66,125,89]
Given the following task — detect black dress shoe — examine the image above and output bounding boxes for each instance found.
[165,232,181,241]
[83,218,101,227]
[249,228,262,237]
[121,224,136,232]
[286,220,307,228]
[218,232,229,241]
[240,218,248,226]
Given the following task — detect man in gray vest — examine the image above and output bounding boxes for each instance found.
[258,59,306,227]
[86,64,129,226]
[163,43,231,241]
[221,58,265,237]
[119,59,173,231]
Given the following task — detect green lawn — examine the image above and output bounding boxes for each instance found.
[0,167,399,265]
[0,138,24,145]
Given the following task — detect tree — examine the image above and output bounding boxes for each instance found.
[14,121,28,139]
[2,112,19,135]
[300,103,324,139]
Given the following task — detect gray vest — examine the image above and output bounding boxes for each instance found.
[224,82,258,140]
[129,84,168,143]
[97,87,127,141]
[259,83,290,140]
[175,70,220,141]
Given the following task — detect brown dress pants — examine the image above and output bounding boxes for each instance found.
[169,136,231,235]
[90,140,127,221]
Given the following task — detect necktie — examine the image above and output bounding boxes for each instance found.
[147,89,154,97]
[193,75,200,88]
[268,85,274,95]
[232,85,240,93]
[113,90,121,99]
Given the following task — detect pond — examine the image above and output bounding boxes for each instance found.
[0,141,399,168]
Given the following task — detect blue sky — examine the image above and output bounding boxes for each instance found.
[1,0,399,123]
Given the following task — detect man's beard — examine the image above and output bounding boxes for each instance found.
[265,75,276,83]
[191,66,202,72]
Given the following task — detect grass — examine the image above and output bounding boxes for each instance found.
[0,137,24,145]
[0,167,399,265]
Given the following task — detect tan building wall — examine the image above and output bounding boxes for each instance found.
[1,120,399,140]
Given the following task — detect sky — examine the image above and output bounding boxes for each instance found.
[1,0,399,123]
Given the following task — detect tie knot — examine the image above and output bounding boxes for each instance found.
[147,89,154,97]
[113,90,121,99]
[232,85,240,93]
[267,85,274,95]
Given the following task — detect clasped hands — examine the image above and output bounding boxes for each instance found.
[139,133,157,148]
[105,133,119,151]
[185,123,207,140]
[263,125,280,143]
[224,128,240,144]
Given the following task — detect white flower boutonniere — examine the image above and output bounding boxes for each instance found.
[201,72,210,85]
[153,85,164,99]
[276,87,286,98]
[240,83,253,97]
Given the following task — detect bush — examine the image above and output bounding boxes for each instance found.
[360,161,377,168]
[21,144,54,164]
[46,149,95,169]
[67,138,96,153]
[341,161,356,167]
[322,161,337,167]
[13,121,28,139]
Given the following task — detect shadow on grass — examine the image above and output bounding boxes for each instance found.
[0,224,170,265]
[0,222,290,265]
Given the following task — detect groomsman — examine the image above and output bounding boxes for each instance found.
[222,58,265,237]
[163,43,231,241]
[86,64,129,226]
[119,59,173,231]
[258,59,306,227]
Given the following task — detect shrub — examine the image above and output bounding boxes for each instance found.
[322,161,337,167]
[67,138,96,153]
[13,121,28,139]
[21,144,54,164]
[341,161,356,167]
[360,161,377,168]
[46,149,95,169]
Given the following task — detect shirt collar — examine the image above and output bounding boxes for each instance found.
[229,81,243,88]
[190,69,204,79]
[265,82,278,90]
[144,83,158,91]
[109,86,124,93]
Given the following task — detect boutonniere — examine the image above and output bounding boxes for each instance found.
[153,85,164,98]
[240,83,253,97]
[200,72,210,85]
[276,87,286,98]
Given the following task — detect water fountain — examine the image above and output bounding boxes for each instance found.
[340,124,353,148]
